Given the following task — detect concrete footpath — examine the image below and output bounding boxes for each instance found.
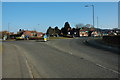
[85,39,119,54]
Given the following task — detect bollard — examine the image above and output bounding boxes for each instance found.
[44,38,47,42]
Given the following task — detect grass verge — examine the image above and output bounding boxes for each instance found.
[48,37,74,40]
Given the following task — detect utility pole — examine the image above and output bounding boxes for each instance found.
[8,23,10,39]
[97,16,98,33]
[8,23,10,32]
[34,28,36,31]
[38,24,40,32]
[85,5,95,28]
[92,5,94,28]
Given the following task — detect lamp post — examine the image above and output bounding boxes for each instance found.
[8,23,10,32]
[97,16,99,33]
[38,24,40,31]
[85,5,95,28]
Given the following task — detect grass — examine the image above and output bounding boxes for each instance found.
[48,37,74,40]
[0,43,2,53]
[2,37,73,41]
[94,36,102,39]
[6,39,16,41]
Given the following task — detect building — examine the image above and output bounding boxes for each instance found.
[36,32,43,37]
[79,30,88,37]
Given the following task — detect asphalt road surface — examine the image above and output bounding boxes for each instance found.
[2,38,120,78]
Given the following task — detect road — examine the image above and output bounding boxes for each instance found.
[2,38,120,78]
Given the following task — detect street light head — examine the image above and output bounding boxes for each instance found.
[85,5,89,7]
[85,5,94,7]
[85,4,94,28]
[91,5,94,7]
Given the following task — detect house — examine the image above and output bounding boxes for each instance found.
[36,32,43,37]
[17,30,44,39]
[79,29,88,37]
[22,31,37,37]
[91,31,98,36]
[79,27,100,37]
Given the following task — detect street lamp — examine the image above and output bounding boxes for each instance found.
[85,5,95,28]
[97,16,99,33]
[8,23,10,32]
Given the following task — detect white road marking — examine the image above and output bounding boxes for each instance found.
[96,63,120,75]
[9,42,120,77]
[70,52,72,54]
[25,57,35,79]
[10,44,35,79]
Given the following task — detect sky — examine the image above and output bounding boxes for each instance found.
[118,1,120,29]
[2,2,118,33]
[2,0,120,2]
[0,2,2,31]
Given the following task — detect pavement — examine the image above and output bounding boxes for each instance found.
[2,38,120,78]
[85,38,120,54]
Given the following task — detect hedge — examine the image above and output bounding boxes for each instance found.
[102,35,120,44]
